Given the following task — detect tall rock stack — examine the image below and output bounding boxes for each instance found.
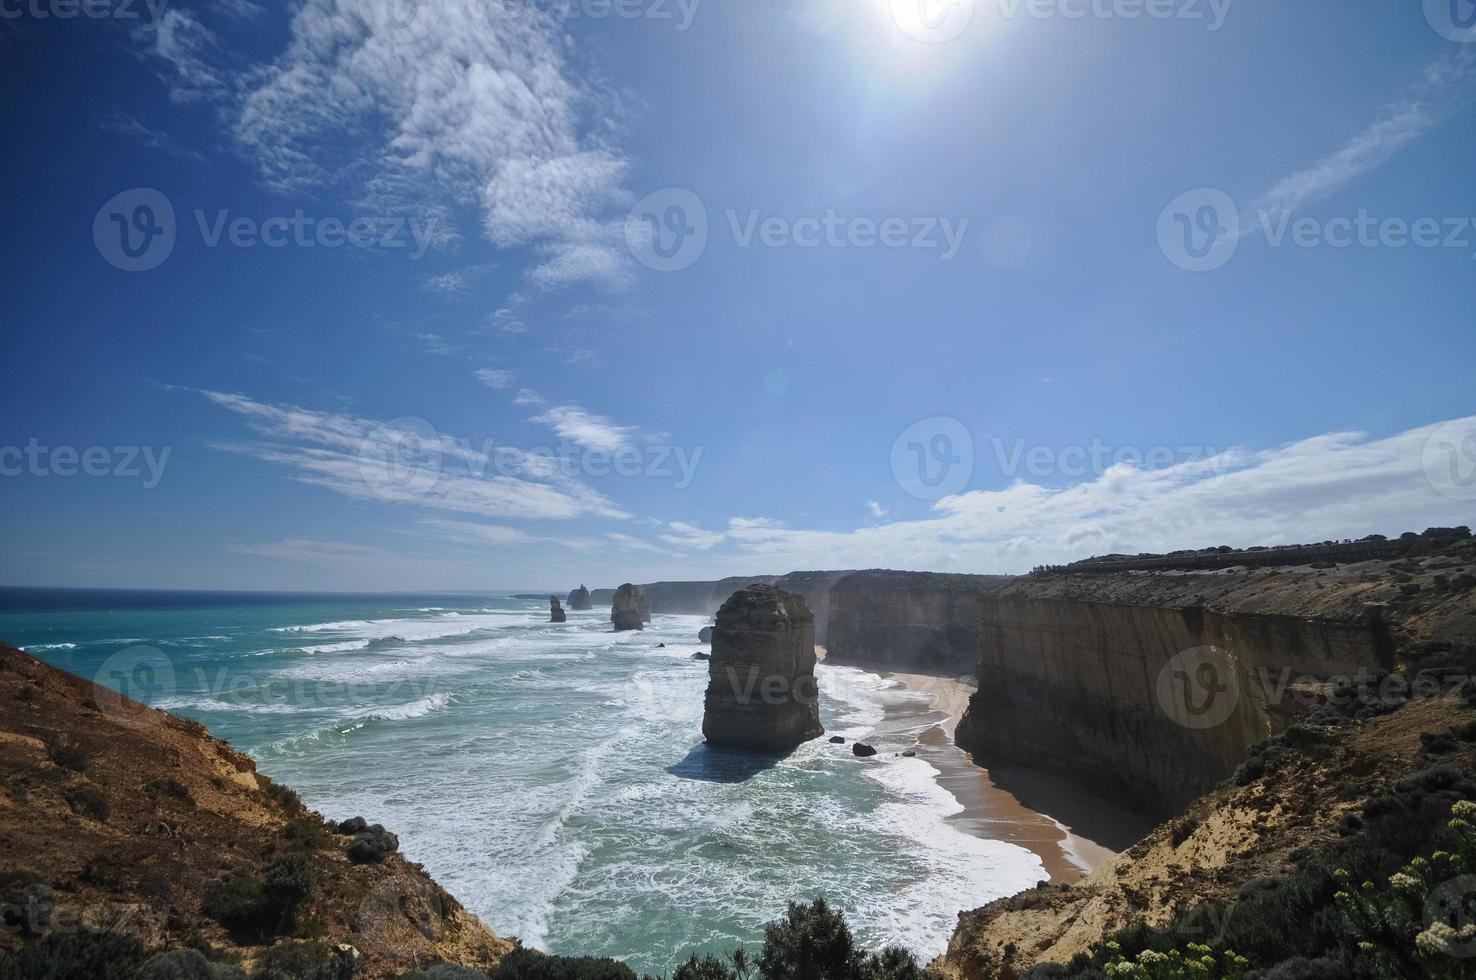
[550,597,566,623]
[611,584,646,631]
[702,584,823,753]
[568,586,592,611]
[637,592,652,624]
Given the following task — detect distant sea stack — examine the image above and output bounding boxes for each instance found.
[611,584,646,631]
[550,597,566,623]
[568,585,592,611]
[702,584,823,753]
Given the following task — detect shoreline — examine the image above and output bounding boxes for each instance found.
[820,650,1150,883]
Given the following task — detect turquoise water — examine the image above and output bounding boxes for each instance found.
[0,588,1043,975]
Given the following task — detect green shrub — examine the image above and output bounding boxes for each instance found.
[0,932,145,980]
[146,778,195,808]
[488,948,637,980]
[263,782,301,811]
[43,734,90,772]
[64,783,110,821]
[205,852,315,937]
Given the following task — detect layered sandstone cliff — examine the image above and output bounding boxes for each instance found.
[702,585,824,753]
[825,571,1008,673]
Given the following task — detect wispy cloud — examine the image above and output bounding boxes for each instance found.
[476,368,516,390]
[201,390,628,522]
[99,110,205,161]
[717,416,1476,575]
[422,264,494,296]
[417,517,538,546]
[1249,51,1476,220]
[866,501,888,519]
[528,404,643,453]
[660,522,725,551]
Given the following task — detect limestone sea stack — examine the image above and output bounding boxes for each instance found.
[611,584,646,631]
[568,585,593,611]
[702,584,823,753]
[637,591,652,624]
[550,597,566,623]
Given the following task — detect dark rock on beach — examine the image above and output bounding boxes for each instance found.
[852,743,877,758]
[828,736,846,744]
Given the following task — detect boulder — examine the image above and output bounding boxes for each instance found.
[550,597,566,623]
[828,736,845,744]
[852,743,877,758]
[702,584,823,753]
[699,626,714,643]
[691,652,710,661]
[348,824,400,864]
[568,585,593,611]
[611,584,646,631]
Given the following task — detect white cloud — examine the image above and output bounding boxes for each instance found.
[1249,51,1476,221]
[606,532,679,555]
[661,521,725,551]
[417,518,536,546]
[201,390,628,522]
[418,333,452,356]
[476,368,516,390]
[422,264,493,296]
[513,388,546,407]
[866,500,888,519]
[214,0,633,288]
[716,416,1476,575]
[528,404,642,453]
[227,538,395,562]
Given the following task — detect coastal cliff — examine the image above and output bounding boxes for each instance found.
[824,571,1008,673]
[0,644,512,978]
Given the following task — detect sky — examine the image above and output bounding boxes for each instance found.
[1,0,1473,592]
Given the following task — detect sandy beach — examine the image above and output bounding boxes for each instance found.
[821,649,1150,883]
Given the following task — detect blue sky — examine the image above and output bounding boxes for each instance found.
[1,0,1473,591]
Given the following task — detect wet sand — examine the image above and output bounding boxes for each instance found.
[821,649,1151,883]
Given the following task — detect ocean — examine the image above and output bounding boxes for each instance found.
[0,587,1044,975]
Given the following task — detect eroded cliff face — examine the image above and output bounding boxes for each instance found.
[955,594,1394,818]
[825,571,1009,673]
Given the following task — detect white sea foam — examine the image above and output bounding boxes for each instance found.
[24,642,76,651]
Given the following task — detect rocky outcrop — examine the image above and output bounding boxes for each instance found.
[0,644,513,977]
[702,584,824,753]
[637,591,652,624]
[699,626,714,643]
[611,584,646,631]
[549,597,566,623]
[825,571,1008,673]
[567,585,592,611]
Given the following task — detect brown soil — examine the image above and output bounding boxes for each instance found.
[0,643,515,978]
